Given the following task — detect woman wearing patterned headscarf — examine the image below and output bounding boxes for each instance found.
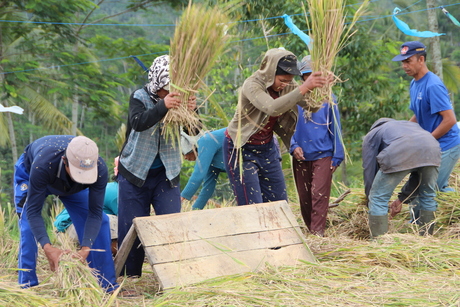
[117,55,196,278]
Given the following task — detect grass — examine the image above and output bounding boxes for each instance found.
[1,167,460,306]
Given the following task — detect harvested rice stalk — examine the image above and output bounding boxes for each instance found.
[0,282,52,306]
[305,0,368,108]
[52,253,105,307]
[164,2,232,143]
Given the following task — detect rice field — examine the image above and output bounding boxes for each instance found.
[1,170,460,306]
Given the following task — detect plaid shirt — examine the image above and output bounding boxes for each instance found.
[119,88,181,188]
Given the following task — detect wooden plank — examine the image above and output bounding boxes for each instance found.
[129,200,316,290]
[135,201,298,246]
[144,227,304,264]
[151,244,314,289]
[114,224,137,277]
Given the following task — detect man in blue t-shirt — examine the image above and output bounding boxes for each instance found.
[391,41,460,224]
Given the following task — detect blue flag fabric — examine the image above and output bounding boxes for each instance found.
[442,7,460,27]
[283,14,312,48]
[392,7,445,37]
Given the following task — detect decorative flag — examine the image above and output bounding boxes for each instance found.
[0,104,24,114]
[282,14,312,48]
[441,7,460,27]
[392,7,445,37]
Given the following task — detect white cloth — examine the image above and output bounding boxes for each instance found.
[0,104,24,114]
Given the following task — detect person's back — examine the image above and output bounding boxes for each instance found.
[362,118,441,238]
[181,128,226,209]
[14,135,117,292]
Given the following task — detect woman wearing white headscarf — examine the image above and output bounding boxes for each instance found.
[117,55,196,278]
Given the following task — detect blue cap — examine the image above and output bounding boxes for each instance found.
[392,41,426,61]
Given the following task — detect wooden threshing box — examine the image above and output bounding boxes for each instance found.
[115,200,316,289]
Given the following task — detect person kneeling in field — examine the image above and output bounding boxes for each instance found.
[362,118,441,238]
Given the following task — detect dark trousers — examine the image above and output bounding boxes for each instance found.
[117,167,180,277]
[223,137,287,206]
[292,157,333,236]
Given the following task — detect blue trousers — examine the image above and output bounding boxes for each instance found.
[14,156,117,291]
[117,167,180,277]
[369,166,438,216]
[398,144,460,221]
[223,137,287,206]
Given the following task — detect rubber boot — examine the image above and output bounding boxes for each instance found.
[368,214,389,239]
[419,210,435,236]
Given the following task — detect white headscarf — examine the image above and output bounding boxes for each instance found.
[145,55,170,99]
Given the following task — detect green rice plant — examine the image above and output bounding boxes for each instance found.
[164,2,232,144]
[305,0,369,109]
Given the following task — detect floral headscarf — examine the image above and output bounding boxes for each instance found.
[145,55,170,99]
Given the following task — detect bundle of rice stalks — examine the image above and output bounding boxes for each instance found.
[164,2,232,143]
[51,253,107,307]
[304,0,368,108]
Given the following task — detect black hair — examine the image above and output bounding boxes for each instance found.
[416,52,427,61]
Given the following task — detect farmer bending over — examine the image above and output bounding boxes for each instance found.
[362,118,440,238]
[14,135,118,291]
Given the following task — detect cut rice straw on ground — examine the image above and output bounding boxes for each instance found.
[305,0,368,109]
[164,2,232,144]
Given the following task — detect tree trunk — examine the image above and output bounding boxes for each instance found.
[427,0,443,79]
[72,91,79,136]
[79,104,85,130]
[72,42,79,135]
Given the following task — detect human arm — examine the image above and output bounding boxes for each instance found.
[289,110,304,160]
[290,126,305,161]
[330,98,344,168]
[26,168,54,247]
[362,131,381,198]
[181,134,216,200]
[292,147,305,161]
[43,243,69,271]
[81,158,108,249]
[431,109,457,139]
[191,167,221,210]
[242,73,326,116]
[298,71,329,95]
[128,91,169,131]
[409,115,417,123]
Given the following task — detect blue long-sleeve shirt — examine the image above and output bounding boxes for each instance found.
[290,99,344,166]
[181,129,226,209]
[22,135,108,248]
[54,181,118,232]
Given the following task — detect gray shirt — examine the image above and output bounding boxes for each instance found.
[362,118,441,197]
